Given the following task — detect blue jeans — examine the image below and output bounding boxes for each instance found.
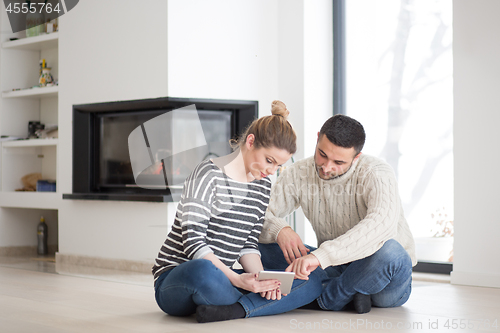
[259,239,412,311]
[154,259,323,318]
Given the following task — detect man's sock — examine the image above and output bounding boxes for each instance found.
[352,293,371,314]
[196,303,246,323]
[299,299,323,310]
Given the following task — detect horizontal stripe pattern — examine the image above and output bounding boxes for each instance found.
[152,160,271,282]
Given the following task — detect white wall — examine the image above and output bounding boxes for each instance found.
[167,0,279,106]
[452,0,500,288]
[277,0,305,160]
[58,0,172,262]
[303,0,333,159]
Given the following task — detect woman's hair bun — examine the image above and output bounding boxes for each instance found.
[271,100,289,119]
[232,99,296,154]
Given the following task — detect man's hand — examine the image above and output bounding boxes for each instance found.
[277,226,310,264]
[285,254,320,280]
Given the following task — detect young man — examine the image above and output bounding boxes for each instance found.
[259,114,416,314]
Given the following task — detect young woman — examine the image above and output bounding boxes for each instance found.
[152,101,323,323]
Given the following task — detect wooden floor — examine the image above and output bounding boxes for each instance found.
[0,257,499,333]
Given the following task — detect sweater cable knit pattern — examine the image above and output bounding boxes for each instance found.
[259,154,417,268]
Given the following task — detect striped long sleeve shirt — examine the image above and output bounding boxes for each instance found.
[152,160,272,283]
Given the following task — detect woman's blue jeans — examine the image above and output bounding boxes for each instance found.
[259,239,413,311]
[154,259,323,318]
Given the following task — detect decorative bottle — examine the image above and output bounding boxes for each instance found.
[37,216,48,255]
[39,67,54,87]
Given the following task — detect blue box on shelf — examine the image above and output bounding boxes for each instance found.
[36,180,56,192]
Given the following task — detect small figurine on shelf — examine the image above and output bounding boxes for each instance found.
[28,121,45,138]
[40,68,54,86]
[39,59,54,87]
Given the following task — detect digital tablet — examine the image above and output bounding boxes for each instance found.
[257,271,295,294]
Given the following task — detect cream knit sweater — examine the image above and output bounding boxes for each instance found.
[259,154,417,268]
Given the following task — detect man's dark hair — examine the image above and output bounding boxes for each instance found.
[319,115,366,155]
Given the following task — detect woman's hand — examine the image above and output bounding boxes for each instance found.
[202,253,280,295]
[232,272,280,294]
[260,287,287,300]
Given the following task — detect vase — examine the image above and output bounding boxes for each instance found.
[26,11,45,37]
[39,68,54,87]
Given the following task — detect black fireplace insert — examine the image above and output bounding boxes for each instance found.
[63,97,258,202]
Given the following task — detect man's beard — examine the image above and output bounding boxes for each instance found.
[314,161,337,180]
[313,154,354,180]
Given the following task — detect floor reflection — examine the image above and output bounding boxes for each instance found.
[0,255,152,286]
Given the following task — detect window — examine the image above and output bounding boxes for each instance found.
[343,0,454,266]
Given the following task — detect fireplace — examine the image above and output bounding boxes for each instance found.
[63,97,258,202]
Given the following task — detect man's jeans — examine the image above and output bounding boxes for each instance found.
[154,259,323,317]
[259,239,412,311]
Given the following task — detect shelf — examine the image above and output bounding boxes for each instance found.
[0,191,61,209]
[2,32,59,51]
[2,138,58,148]
[2,86,58,99]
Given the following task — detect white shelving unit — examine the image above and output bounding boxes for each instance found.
[2,138,58,147]
[0,32,60,208]
[0,192,60,210]
[2,86,58,99]
[2,32,59,51]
